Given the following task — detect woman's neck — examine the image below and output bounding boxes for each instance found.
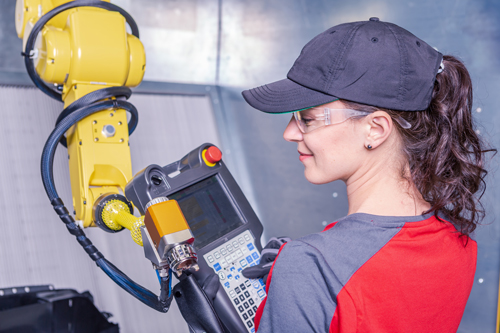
[346,159,431,217]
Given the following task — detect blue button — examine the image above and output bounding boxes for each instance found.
[251,329,255,333]
[230,267,236,272]
[224,282,230,288]
[252,252,259,260]
[227,274,233,280]
[258,289,265,298]
[247,243,255,251]
[259,279,265,286]
[238,267,242,272]
[249,262,256,267]
[255,259,260,265]
[246,256,253,264]
[214,263,221,272]
[235,275,240,280]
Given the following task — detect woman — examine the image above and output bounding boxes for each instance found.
[241,18,491,332]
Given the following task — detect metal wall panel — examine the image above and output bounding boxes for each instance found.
[0,86,223,332]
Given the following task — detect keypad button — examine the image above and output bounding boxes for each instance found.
[244,235,251,241]
[207,255,214,263]
[240,283,246,291]
[221,259,228,267]
[227,244,233,252]
[258,290,265,298]
[249,298,254,305]
[248,309,254,316]
[234,298,240,305]
[239,259,247,267]
[239,295,245,301]
[239,237,245,245]
[253,281,260,289]
[229,290,236,298]
[245,280,251,288]
[218,272,226,280]
[214,252,221,259]
[227,274,233,280]
[246,320,253,328]
[235,287,241,294]
[231,253,238,261]
[236,249,243,258]
[232,241,239,247]
[243,302,249,309]
[252,252,259,260]
[235,275,241,281]
[214,263,221,272]
[224,282,230,288]
[253,305,258,312]
[247,243,255,251]
[243,313,249,320]
[238,305,244,313]
[225,255,232,263]
[246,256,254,264]
[221,248,227,255]
[244,291,250,298]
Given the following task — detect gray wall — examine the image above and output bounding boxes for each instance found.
[1,0,500,332]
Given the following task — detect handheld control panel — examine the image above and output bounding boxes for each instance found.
[125,143,265,332]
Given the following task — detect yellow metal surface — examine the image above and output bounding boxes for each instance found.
[101,199,145,246]
[125,34,146,87]
[23,3,145,99]
[65,9,129,92]
[144,200,190,247]
[67,107,132,227]
[36,25,70,83]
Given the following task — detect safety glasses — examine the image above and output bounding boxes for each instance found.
[293,107,411,134]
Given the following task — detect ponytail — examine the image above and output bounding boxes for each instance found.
[343,55,495,236]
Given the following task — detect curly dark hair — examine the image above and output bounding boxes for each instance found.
[342,55,495,237]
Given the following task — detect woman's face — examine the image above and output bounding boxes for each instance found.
[283,100,367,185]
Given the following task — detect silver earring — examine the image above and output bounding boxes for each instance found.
[367,144,372,149]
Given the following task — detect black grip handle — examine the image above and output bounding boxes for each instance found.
[173,274,226,333]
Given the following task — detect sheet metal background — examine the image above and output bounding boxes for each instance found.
[0,86,223,332]
[1,0,499,332]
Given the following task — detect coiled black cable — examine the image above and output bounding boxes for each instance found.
[22,0,140,102]
[56,86,136,147]
[24,0,173,313]
[42,98,171,312]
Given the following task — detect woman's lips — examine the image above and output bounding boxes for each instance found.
[298,151,313,162]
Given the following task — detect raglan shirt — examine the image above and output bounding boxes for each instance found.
[254,213,477,332]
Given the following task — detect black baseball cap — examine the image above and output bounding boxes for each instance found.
[242,17,443,113]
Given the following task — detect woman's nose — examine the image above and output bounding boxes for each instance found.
[283,116,304,142]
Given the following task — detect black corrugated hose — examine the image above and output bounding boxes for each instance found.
[23,0,173,313]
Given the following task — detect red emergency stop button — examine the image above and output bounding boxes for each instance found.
[203,146,222,166]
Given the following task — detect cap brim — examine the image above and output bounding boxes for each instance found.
[241,78,338,113]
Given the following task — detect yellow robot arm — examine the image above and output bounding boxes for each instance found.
[16,0,145,229]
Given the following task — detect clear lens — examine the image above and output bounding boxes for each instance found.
[294,108,370,133]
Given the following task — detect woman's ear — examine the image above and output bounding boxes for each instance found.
[364,111,394,149]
